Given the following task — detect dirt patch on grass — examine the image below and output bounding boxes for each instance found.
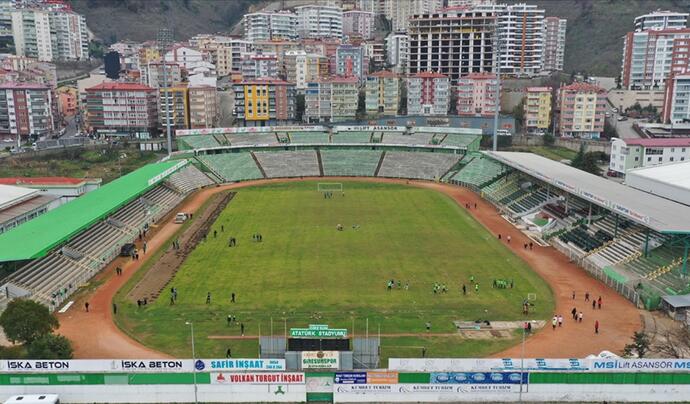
[125,191,235,303]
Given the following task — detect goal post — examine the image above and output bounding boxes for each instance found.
[317,183,343,193]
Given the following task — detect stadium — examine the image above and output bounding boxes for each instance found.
[2,125,690,402]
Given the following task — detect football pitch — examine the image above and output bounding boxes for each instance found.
[116,181,554,360]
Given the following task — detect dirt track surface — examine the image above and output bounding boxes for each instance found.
[57,178,641,359]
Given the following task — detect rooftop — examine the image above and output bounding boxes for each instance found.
[624,138,690,147]
[0,177,98,187]
[86,82,154,91]
[626,161,690,193]
[0,184,38,211]
[0,81,49,90]
[369,70,399,78]
[462,72,496,80]
[527,86,553,92]
[0,195,58,226]
[560,82,605,93]
[411,71,447,79]
[485,151,690,234]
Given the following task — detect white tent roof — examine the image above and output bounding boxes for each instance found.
[626,161,690,191]
[485,151,690,234]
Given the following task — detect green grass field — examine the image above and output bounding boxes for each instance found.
[116,181,554,362]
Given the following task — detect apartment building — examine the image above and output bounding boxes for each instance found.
[343,10,375,40]
[383,0,443,32]
[10,7,88,62]
[406,71,450,116]
[558,82,607,139]
[456,72,499,117]
[472,3,545,77]
[284,50,328,90]
[85,82,158,138]
[335,44,367,82]
[662,72,690,127]
[407,9,495,85]
[543,17,566,72]
[609,137,690,175]
[56,85,77,117]
[385,33,409,74]
[304,76,359,123]
[158,86,189,131]
[164,46,206,70]
[243,11,298,42]
[524,86,552,134]
[188,85,218,129]
[0,82,55,142]
[140,62,183,89]
[216,39,252,77]
[365,70,400,115]
[233,78,296,125]
[634,10,688,31]
[621,28,690,90]
[239,52,279,81]
[295,5,343,39]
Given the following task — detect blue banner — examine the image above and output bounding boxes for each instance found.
[334,372,367,384]
[430,372,527,384]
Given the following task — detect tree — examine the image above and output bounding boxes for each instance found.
[398,85,407,115]
[356,89,366,120]
[652,326,690,358]
[571,143,585,169]
[448,90,458,115]
[513,100,525,134]
[543,133,555,146]
[27,334,73,359]
[602,119,617,139]
[0,299,58,344]
[295,94,305,122]
[623,331,651,358]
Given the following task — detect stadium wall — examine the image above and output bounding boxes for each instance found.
[3,359,690,403]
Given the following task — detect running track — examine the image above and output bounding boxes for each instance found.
[57,178,642,358]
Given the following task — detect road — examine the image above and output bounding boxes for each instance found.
[608,115,645,139]
[61,115,80,138]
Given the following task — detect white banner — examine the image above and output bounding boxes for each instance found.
[388,358,589,372]
[0,358,286,373]
[210,372,304,384]
[302,351,339,369]
[590,359,690,372]
[334,384,520,394]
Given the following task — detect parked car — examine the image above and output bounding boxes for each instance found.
[617,116,628,122]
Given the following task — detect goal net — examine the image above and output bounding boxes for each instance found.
[317,183,343,193]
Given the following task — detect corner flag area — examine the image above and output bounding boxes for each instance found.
[0,160,187,262]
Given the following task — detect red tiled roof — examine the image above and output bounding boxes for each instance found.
[625,138,690,147]
[0,177,87,186]
[462,72,496,80]
[560,82,605,92]
[86,82,154,91]
[327,76,359,84]
[412,71,447,79]
[237,77,293,85]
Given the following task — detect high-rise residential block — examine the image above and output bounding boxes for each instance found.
[406,71,450,116]
[456,72,499,117]
[335,44,367,82]
[558,82,607,139]
[343,10,375,40]
[295,5,343,39]
[365,70,400,115]
[543,17,566,72]
[385,33,409,74]
[634,10,688,31]
[239,52,278,81]
[304,76,359,123]
[621,28,690,90]
[407,8,495,85]
[10,6,88,62]
[243,11,298,42]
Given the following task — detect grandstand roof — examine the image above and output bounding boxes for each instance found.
[485,151,690,234]
[0,184,38,210]
[0,160,187,262]
[627,161,690,190]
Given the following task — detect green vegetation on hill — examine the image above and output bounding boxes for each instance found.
[71,0,260,44]
[116,181,554,361]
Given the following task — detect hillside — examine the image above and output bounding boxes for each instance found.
[73,0,690,77]
[71,0,262,44]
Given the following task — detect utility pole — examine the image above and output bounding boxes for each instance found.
[492,22,501,151]
[157,28,173,157]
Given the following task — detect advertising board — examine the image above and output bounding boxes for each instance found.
[210,372,304,385]
[302,351,339,369]
[0,359,286,373]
